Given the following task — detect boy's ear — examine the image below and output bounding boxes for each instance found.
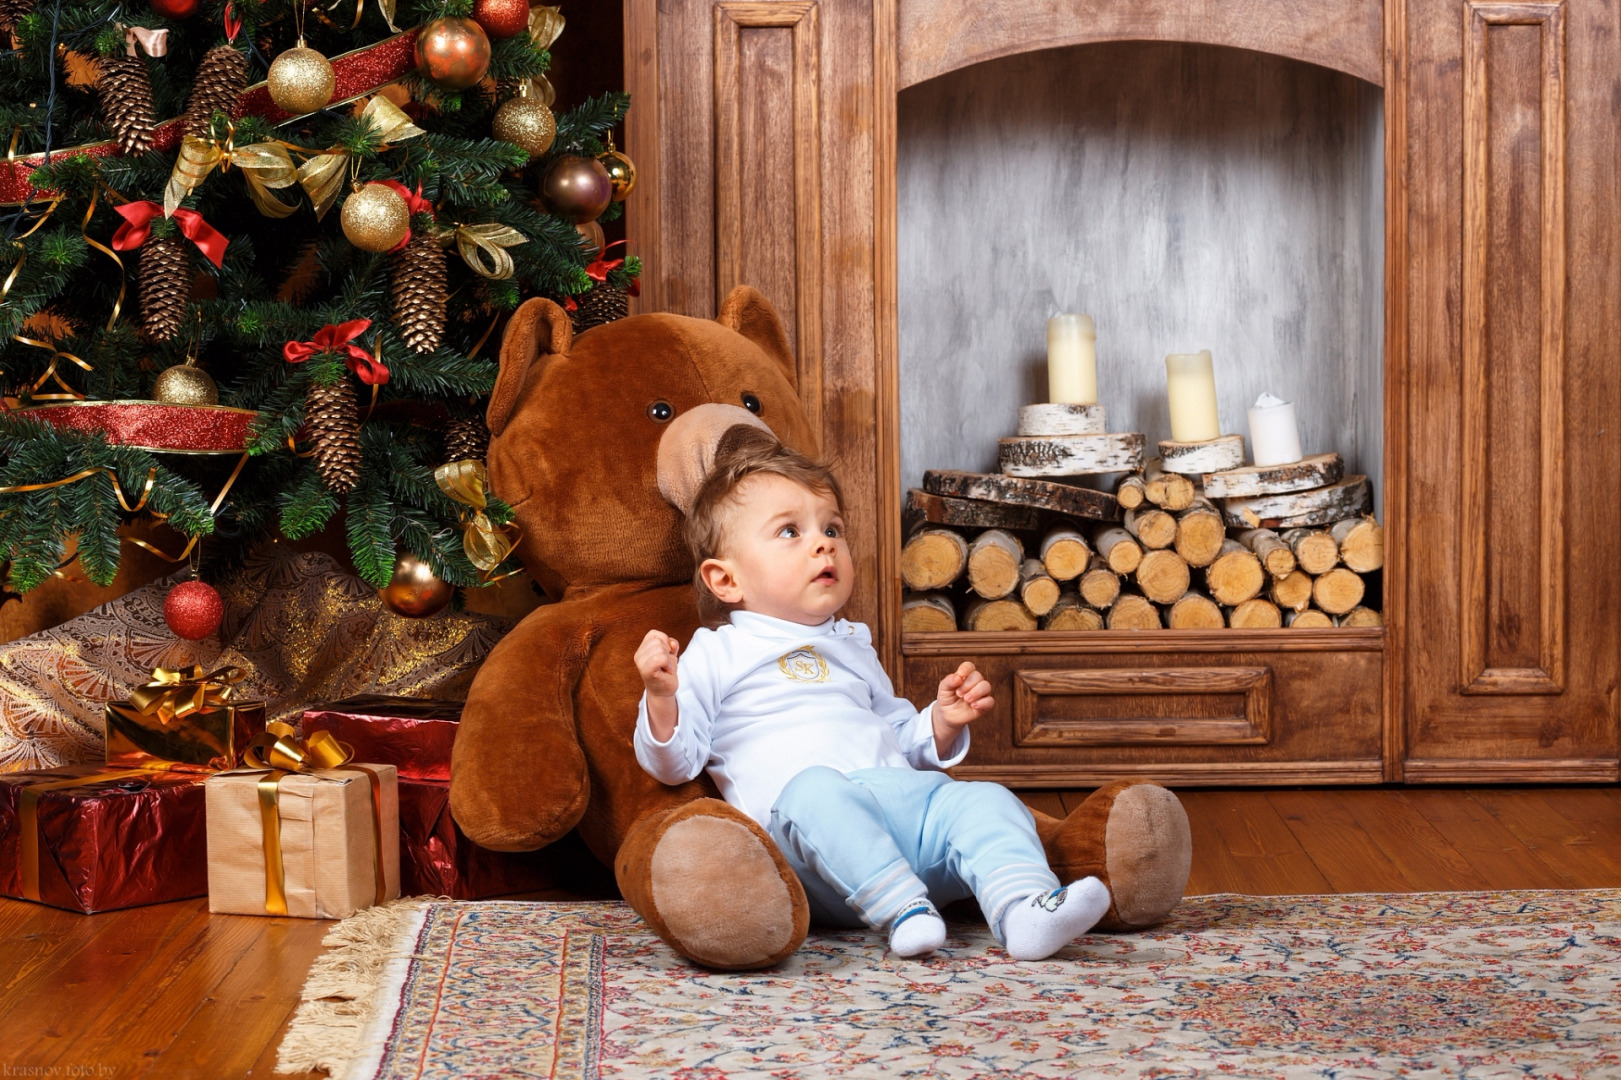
[699,558,743,605]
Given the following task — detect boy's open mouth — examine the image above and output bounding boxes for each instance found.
[815,566,838,584]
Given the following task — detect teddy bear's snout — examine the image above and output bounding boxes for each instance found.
[656,403,774,514]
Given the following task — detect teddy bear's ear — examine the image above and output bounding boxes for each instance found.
[487,297,573,436]
[717,285,796,390]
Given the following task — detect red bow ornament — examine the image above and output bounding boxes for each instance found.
[111,201,229,269]
[567,240,640,313]
[282,319,391,385]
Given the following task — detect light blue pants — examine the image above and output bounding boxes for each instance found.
[766,766,1060,942]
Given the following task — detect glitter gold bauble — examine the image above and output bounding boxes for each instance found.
[267,44,335,115]
[599,147,637,202]
[472,0,531,39]
[540,154,613,223]
[575,219,604,259]
[379,552,454,618]
[151,364,219,406]
[341,183,411,253]
[491,94,555,160]
[414,17,492,91]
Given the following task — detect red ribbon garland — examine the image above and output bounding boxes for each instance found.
[283,319,390,385]
[373,180,434,253]
[111,202,229,269]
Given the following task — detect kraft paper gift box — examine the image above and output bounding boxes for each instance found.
[104,665,266,773]
[206,764,400,919]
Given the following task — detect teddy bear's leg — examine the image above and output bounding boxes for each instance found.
[1030,781,1192,931]
[615,798,810,970]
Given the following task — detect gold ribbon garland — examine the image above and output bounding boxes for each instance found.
[434,459,518,572]
[296,97,425,220]
[436,222,528,280]
[127,664,245,725]
[0,464,157,509]
[166,132,300,219]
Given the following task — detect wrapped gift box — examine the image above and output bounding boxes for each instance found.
[398,778,564,899]
[300,696,462,781]
[0,766,208,913]
[104,666,266,773]
[206,765,400,919]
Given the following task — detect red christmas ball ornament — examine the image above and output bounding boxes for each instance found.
[164,580,224,640]
[151,0,201,18]
[472,0,531,40]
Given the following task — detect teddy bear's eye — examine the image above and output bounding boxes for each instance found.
[741,392,762,415]
[647,401,675,423]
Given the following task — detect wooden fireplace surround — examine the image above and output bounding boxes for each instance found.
[620,0,1621,786]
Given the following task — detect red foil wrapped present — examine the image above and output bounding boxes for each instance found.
[0,766,208,913]
[301,696,463,781]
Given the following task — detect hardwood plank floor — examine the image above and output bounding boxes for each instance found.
[2,787,1618,1079]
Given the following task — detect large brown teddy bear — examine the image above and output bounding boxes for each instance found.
[450,286,1192,969]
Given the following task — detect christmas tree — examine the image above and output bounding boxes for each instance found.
[0,0,638,615]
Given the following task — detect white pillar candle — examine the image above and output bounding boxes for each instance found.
[1047,314,1097,405]
[1247,392,1303,467]
[1164,350,1220,442]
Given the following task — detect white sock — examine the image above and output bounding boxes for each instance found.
[887,898,947,958]
[998,877,1111,961]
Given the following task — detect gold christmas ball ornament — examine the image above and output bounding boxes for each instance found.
[414,17,492,92]
[266,43,335,115]
[151,363,219,406]
[540,154,614,223]
[599,146,637,202]
[492,94,556,160]
[379,551,454,618]
[341,183,411,253]
[575,219,604,259]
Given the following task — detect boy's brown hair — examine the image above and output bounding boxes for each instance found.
[685,425,845,627]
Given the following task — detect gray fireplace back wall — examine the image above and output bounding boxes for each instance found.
[897,40,1385,513]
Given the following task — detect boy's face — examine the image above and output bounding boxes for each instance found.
[700,473,854,625]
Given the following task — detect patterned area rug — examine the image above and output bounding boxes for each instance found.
[279,890,1621,1079]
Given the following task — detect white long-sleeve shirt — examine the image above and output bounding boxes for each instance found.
[634,610,970,828]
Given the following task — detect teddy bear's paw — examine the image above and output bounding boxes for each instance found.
[616,799,809,970]
[1097,782,1193,929]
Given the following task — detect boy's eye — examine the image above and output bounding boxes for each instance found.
[778,525,799,538]
[824,524,841,538]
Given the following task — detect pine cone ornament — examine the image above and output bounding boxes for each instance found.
[441,415,489,465]
[96,53,157,155]
[183,46,248,138]
[138,235,190,342]
[306,376,362,494]
[392,229,447,355]
[571,281,630,335]
[0,0,33,35]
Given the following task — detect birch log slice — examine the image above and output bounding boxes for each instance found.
[1202,453,1344,499]
[1222,475,1372,529]
[999,433,1145,477]
[923,470,1121,521]
[967,529,1024,599]
[1205,540,1265,605]
[1228,597,1284,628]
[1270,569,1314,612]
[901,592,958,633]
[1019,558,1061,616]
[1123,506,1178,550]
[1078,557,1122,609]
[905,489,1042,531]
[1143,458,1196,511]
[1158,434,1245,476]
[1091,526,1143,575]
[963,596,1039,631]
[1174,499,1227,567]
[1337,606,1384,627]
[900,527,969,591]
[1238,528,1297,578]
[1115,473,1147,510]
[1108,593,1162,630]
[1287,609,1334,628]
[1135,548,1191,604]
[1329,516,1385,572]
[1017,403,1106,436]
[1312,567,1366,615]
[1043,592,1104,631]
[1167,592,1224,629]
[1282,528,1340,576]
[1039,525,1093,581]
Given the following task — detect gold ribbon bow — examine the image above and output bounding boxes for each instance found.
[435,222,528,280]
[435,459,518,572]
[128,664,245,726]
[296,96,425,220]
[123,25,169,57]
[166,134,300,219]
[243,719,354,773]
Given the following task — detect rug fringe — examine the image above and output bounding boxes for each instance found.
[275,897,435,1077]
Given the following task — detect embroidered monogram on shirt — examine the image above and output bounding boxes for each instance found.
[778,646,831,683]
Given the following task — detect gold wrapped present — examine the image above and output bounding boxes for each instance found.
[104,665,266,773]
[205,722,399,918]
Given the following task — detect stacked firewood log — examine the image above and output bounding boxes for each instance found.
[901,431,1384,632]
